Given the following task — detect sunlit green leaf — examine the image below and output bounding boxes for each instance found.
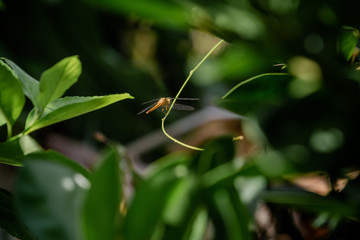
[1,58,40,108]
[25,93,134,134]
[186,208,208,240]
[0,60,25,127]
[15,151,90,240]
[82,147,121,240]
[161,174,200,239]
[0,135,42,166]
[125,171,179,240]
[37,56,82,110]
[163,175,196,226]
[0,188,35,240]
[193,137,252,240]
[0,114,6,126]
[338,26,360,61]
[146,152,190,177]
[124,153,190,240]
[201,161,261,189]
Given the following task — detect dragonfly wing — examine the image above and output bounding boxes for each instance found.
[141,98,160,105]
[172,103,195,111]
[137,103,156,115]
[170,98,200,101]
[141,97,199,105]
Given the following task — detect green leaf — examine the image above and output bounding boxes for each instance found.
[0,60,25,126]
[186,208,208,240]
[25,93,134,134]
[0,188,35,240]
[1,58,40,108]
[37,56,82,110]
[0,113,6,126]
[212,188,252,240]
[262,190,355,216]
[0,135,42,166]
[81,0,189,29]
[0,157,23,166]
[124,154,190,240]
[220,73,293,115]
[15,151,90,240]
[201,161,261,189]
[162,175,196,226]
[81,147,121,240]
[161,174,200,240]
[338,26,360,61]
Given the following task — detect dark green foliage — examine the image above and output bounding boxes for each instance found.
[0,189,35,240]
[1,0,360,239]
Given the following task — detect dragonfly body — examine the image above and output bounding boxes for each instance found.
[137,97,199,115]
[146,97,171,114]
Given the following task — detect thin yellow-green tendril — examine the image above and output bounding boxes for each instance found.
[161,39,225,151]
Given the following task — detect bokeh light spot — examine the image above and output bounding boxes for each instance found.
[310,128,344,153]
[61,176,75,191]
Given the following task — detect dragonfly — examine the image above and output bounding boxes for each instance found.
[137,97,199,115]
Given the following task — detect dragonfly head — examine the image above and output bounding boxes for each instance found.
[165,97,172,104]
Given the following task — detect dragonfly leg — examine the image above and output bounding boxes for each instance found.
[162,104,170,115]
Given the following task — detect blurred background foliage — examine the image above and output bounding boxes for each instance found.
[1,0,360,239]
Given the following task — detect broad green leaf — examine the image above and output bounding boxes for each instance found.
[338,26,360,61]
[187,208,208,240]
[37,56,82,110]
[18,134,43,155]
[1,58,40,108]
[0,113,5,126]
[0,188,35,240]
[212,188,252,240]
[262,190,355,217]
[146,152,190,177]
[25,93,134,134]
[201,161,261,189]
[82,147,121,240]
[15,151,90,240]
[81,0,189,28]
[161,174,200,240]
[0,60,25,126]
[220,73,293,115]
[193,137,251,240]
[163,175,196,226]
[125,154,190,240]
[0,135,42,166]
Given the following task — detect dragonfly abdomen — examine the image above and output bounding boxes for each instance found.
[146,98,170,114]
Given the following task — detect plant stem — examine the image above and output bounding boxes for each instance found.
[6,123,12,139]
[161,39,225,151]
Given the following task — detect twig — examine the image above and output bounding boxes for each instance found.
[161,39,225,151]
